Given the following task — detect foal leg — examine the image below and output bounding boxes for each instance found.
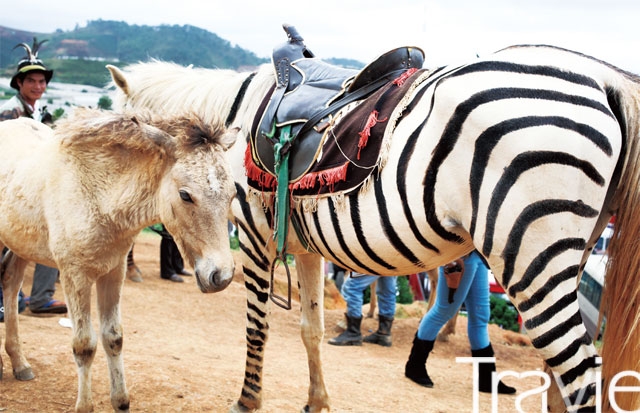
[60,270,98,413]
[96,266,129,412]
[1,253,34,380]
[295,254,330,412]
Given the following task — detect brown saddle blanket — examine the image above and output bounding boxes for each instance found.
[245,67,426,197]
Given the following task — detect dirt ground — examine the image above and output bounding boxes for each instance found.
[1,232,548,412]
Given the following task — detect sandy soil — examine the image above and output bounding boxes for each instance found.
[0,232,547,412]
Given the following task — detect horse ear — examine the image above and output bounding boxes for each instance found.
[219,127,240,151]
[106,64,130,96]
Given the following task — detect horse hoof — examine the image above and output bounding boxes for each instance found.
[14,367,35,381]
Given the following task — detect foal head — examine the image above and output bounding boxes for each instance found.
[148,112,238,293]
[55,107,239,292]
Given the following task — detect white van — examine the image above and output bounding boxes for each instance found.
[578,254,606,340]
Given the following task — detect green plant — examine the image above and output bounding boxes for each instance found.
[97,95,112,110]
[396,276,414,304]
[489,294,520,332]
[363,275,414,305]
[53,108,65,121]
[229,233,239,250]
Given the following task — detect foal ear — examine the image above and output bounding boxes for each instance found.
[136,119,177,154]
[219,127,240,151]
[106,64,129,96]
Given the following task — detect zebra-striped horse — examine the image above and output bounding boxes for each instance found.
[107,43,640,412]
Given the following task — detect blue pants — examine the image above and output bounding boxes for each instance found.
[416,251,490,350]
[0,248,58,310]
[29,264,59,309]
[341,274,397,318]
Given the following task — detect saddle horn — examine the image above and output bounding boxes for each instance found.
[281,23,314,58]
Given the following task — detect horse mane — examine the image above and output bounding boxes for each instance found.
[108,59,274,130]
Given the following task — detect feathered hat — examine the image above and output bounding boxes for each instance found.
[10,37,54,90]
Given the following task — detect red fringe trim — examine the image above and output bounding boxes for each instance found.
[290,161,349,193]
[392,67,418,87]
[357,110,387,160]
[244,144,276,190]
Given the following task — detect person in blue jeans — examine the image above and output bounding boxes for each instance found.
[404,251,516,394]
[328,273,397,347]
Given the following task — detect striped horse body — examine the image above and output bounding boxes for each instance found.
[108,44,640,411]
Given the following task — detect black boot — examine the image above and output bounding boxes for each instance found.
[404,335,435,388]
[328,314,362,346]
[471,344,516,394]
[363,314,394,347]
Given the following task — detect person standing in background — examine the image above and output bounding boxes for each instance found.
[0,38,66,316]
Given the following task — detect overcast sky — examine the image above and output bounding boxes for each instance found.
[3,0,639,72]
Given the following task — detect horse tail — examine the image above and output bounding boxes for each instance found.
[601,71,640,411]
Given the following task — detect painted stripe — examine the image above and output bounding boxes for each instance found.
[500,200,597,288]
[470,115,611,239]
[327,197,378,273]
[509,238,586,296]
[374,173,423,266]
[347,192,396,271]
[482,150,604,255]
[397,122,440,254]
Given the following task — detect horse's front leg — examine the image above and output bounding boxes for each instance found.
[96,264,129,412]
[231,250,269,411]
[295,253,330,413]
[60,268,98,413]
[1,252,34,380]
[230,222,274,413]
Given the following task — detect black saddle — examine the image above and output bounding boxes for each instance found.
[250,24,424,182]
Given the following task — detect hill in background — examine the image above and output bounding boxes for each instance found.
[0,20,268,87]
[0,20,363,88]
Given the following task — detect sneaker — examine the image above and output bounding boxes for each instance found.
[30,299,68,314]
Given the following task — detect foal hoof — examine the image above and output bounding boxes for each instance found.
[13,367,35,381]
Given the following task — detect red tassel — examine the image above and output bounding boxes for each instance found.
[290,161,349,192]
[244,144,276,190]
[392,67,418,87]
[357,110,387,160]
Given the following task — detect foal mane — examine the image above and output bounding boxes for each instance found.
[56,107,228,157]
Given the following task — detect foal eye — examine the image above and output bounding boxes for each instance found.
[179,190,194,203]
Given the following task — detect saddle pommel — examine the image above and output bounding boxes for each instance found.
[283,24,304,44]
[281,24,314,58]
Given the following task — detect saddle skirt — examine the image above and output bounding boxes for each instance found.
[246,66,427,198]
[247,25,425,202]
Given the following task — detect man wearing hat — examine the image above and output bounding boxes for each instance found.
[0,38,66,320]
[0,38,53,123]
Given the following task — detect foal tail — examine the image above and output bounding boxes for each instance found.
[601,71,640,411]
